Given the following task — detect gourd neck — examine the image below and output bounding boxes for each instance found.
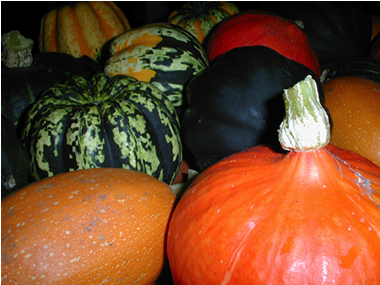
[1,30,34,68]
[278,75,331,152]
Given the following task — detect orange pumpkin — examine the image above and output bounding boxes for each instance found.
[1,168,175,285]
[39,1,131,62]
[167,76,380,284]
[323,76,380,166]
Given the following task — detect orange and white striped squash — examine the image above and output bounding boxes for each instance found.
[39,1,131,62]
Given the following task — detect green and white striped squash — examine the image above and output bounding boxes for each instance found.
[21,72,182,184]
[104,23,209,110]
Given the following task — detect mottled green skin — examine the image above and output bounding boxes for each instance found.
[22,73,182,184]
[168,1,239,43]
[105,24,209,108]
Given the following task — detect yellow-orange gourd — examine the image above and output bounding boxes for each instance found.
[324,76,380,166]
[39,1,131,61]
[1,168,175,284]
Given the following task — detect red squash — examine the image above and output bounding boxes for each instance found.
[206,10,321,76]
[167,76,380,284]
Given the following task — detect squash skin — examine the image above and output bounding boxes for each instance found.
[1,52,97,136]
[261,2,372,70]
[167,144,380,284]
[168,1,239,44]
[323,76,380,166]
[21,73,182,184]
[39,1,131,62]
[104,23,209,110]
[182,46,323,171]
[2,168,176,285]
[206,9,320,76]
[1,115,30,198]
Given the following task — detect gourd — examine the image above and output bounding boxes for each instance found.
[261,2,372,70]
[1,168,176,284]
[104,23,209,111]
[39,1,131,62]
[167,75,380,284]
[206,9,320,76]
[21,73,182,185]
[168,1,239,44]
[182,46,322,171]
[323,76,380,166]
[2,30,97,136]
[322,57,380,85]
[1,115,30,198]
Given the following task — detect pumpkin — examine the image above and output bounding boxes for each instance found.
[2,30,98,136]
[167,1,239,44]
[369,32,380,60]
[182,46,322,171]
[39,1,131,62]
[167,75,380,284]
[21,72,182,185]
[206,9,320,76]
[371,14,380,41]
[1,167,176,284]
[104,23,209,111]
[261,2,372,70]
[1,115,30,198]
[323,76,380,166]
[322,57,380,85]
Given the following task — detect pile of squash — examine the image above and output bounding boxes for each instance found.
[2,2,380,284]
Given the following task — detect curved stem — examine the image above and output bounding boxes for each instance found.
[278,75,331,152]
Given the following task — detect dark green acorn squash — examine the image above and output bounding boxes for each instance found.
[182,46,324,171]
[322,57,380,85]
[1,31,100,136]
[21,73,182,184]
[1,115,30,198]
[260,2,372,70]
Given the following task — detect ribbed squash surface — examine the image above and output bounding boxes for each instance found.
[22,73,182,184]
[104,23,209,108]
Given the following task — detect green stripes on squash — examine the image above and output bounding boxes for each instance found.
[104,23,209,109]
[22,73,182,184]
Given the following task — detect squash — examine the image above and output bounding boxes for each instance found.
[21,73,182,185]
[167,75,380,284]
[182,46,322,171]
[369,32,380,60]
[206,9,320,76]
[2,31,98,136]
[1,168,176,284]
[1,115,30,198]
[167,1,239,44]
[261,2,372,70]
[39,1,131,62]
[104,23,209,111]
[322,57,380,85]
[323,76,380,166]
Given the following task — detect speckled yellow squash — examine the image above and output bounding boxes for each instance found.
[168,1,239,43]
[39,1,131,62]
[104,23,209,109]
[21,73,182,184]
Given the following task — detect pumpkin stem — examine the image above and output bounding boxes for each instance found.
[1,30,34,68]
[278,75,330,152]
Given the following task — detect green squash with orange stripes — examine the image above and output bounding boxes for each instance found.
[21,73,182,184]
[104,23,209,111]
[168,1,239,44]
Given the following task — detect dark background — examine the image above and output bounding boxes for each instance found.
[2,1,378,54]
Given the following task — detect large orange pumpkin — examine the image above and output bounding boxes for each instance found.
[39,1,131,62]
[323,76,380,166]
[1,168,175,285]
[167,76,380,284]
